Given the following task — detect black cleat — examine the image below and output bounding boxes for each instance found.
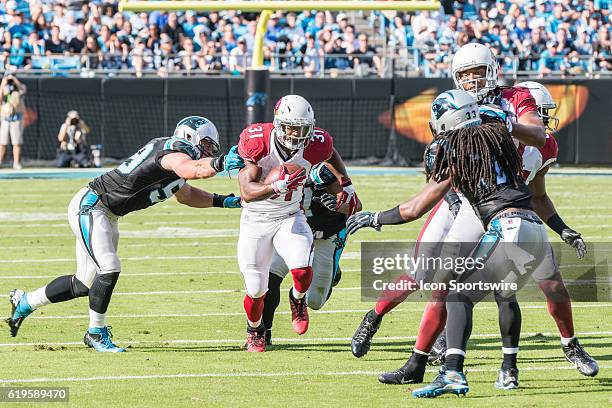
[428,332,447,366]
[332,267,342,287]
[563,338,599,377]
[495,367,519,390]
[351,310,382,357]
[378,352,428,384]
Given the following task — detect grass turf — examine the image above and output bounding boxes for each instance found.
[0,174,610,407]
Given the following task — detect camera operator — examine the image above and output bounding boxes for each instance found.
[0,74,26,169]
[56,111,92,168]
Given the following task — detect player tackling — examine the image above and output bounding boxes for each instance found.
[6,116,244,352]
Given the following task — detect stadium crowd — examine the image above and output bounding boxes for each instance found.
[0,0,609,77]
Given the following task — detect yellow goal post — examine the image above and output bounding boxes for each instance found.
[119,1,440,68]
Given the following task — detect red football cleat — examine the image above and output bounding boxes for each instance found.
[289,289,309,335]
[245,325,266,352]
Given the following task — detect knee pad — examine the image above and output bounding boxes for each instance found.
[306,290,325,310]
[245,283,268,299]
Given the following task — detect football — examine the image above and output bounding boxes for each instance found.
[262,163,304,185]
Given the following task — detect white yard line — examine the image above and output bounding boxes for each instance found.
[0,242,237,250]
[0,365,609,384]
[0,252,360,263]
[1,331,610,348]
[14,303,611,320]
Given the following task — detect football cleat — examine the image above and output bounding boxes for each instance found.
[412,366,469,398]
[288,289,309,335]
[245,324,266,352]
[563,338,599,377]
[428,332,447,366]
[83,326,125,353]
[378,353,427,384]
[6,289,33,337]
[332,267,342,287]
[351,309,382,357]
[494,368,519,390]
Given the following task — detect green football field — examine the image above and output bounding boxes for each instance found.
[0,172,610,407]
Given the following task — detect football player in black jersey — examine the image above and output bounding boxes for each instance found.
[7,116,244,352]
[261,163,361,345]
[347,90,556,398]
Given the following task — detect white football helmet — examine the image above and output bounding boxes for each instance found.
[174,116,220,157]
[430,89,482,135]
[273,95,316,151]
[451,43,499,101]
[515,81,559,132]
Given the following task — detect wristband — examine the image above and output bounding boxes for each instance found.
[212,193,227,208]
[546,213,569,236]
[341,177,352,187]
[376,205,405,225]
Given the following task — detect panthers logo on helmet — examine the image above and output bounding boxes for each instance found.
[179,116,208,129]
[431,95,458,121]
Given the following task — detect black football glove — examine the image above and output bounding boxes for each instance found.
[346,211,381,235]
[312,193,337,212]
[561,228,586,259]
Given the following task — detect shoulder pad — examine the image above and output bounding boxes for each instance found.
[163,137,200,160]
[304,128,333,165]
[237,123,273,164]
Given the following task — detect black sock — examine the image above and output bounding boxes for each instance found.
[368,309,382,322]
[45,275,89,303]
[407,351,429,370]
[445,354,465,372]
[263,274,283,331]
[45,275,76,303]
[502,353,518,370]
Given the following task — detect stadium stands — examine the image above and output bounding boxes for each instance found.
[0,0,609,77]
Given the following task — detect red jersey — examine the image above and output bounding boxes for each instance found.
[519,133,559,183]
[238,123,333,216]
[493,86,538,119]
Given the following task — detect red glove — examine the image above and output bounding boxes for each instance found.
[271,166,307,194]
[336,177,359,216]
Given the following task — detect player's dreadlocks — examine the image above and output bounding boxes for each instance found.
[426,121,523,203]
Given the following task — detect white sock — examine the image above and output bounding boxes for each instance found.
[247,318,262,328]
[88,309,106,329]
[292,287,305,300]
[26,287,51,310]
[561,336,574,346]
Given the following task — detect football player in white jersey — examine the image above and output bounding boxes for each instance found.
[236,95,356,352]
